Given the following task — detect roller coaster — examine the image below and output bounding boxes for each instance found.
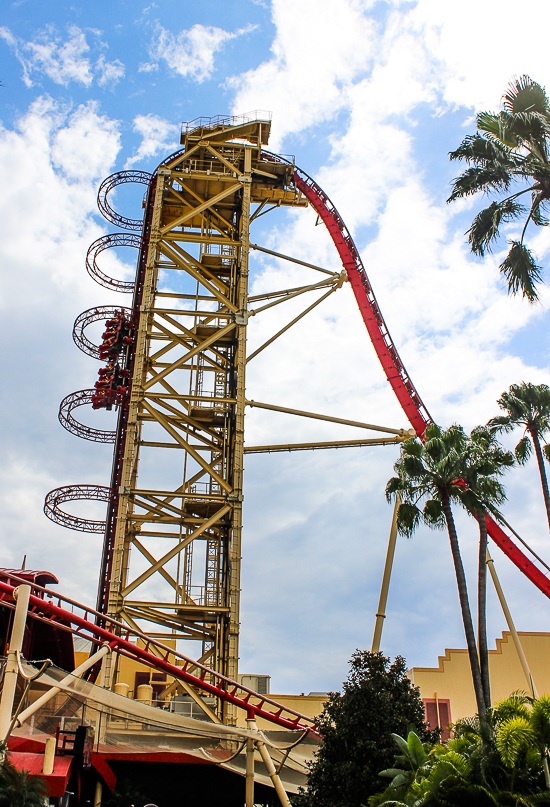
[3,112,549,804]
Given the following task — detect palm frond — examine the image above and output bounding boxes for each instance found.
[477,111,520,148]
[514,435,532,464]
[422,499,445,528]
[499,111,550,160]
[449,134,516,167]
[396,502,422,538]
[503,76,550,118]
[531,695,550,747]
[499,241,543,301]
[467,200,525,256]
[531,194,550,226]
[447,166,513,202]
[487,415,514,434]
[496,716,536,767]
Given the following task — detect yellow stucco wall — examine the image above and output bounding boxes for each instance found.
[408,631,550,722]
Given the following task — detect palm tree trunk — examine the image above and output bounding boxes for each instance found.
[441,494,486,716]
[530,427,550,531]
[477,507,491,709]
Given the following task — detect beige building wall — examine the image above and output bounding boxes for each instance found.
[408,631,550,723]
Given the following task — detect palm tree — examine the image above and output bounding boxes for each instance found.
[386,424,486,716]
[459,427,514,711]
[0,760,46,807]
[489,382,550,531]
[447,75,550,302]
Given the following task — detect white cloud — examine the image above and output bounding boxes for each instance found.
[147,22,256,82]
[96,55,125,87]
[230,0,379,147]
[0,25,125,88]
[124,113,179,169]
[0,97,127,602]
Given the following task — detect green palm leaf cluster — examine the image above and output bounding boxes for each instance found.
[370,696,550,807]
[488,382,550,531]
[448,75,550,302]
[0,758,46,807]
[386,424,514,717]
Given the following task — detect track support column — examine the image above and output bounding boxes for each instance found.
[0,584,30,741]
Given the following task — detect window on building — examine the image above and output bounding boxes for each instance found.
[422,698,451,741]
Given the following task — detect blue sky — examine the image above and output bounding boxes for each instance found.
[2,0,550,695]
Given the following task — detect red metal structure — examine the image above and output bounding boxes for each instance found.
[0,571,315,733]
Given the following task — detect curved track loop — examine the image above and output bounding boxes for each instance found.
[59,390,116,443]
[73,306,132,360]
[280,158,550,600]
[97,170,152,232]
[0,572,316,733]
[44,485,110,533]
[86,233,140,293]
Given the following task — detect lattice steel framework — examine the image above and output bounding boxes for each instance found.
[100,117,311,708]
[46,114,418,723]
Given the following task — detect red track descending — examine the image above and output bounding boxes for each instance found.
[0,573,315,733]
[290,166,550,601]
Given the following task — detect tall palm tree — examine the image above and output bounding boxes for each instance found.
[459,427,514,711]
[386,424,486,716]
[447,75,550,302]
[489,382,550,531]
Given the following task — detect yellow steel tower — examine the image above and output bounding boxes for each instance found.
[103,115,307,713]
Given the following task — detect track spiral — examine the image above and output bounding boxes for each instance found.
[97,170,152,231]
[73,306,132,359]
[44,485,110,533]
[58,390,116,443]
[86,233,140,292]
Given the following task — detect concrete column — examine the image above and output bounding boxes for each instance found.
[0,584,31,741]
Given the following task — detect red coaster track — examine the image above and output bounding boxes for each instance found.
[0,572,316,733]
[289,162,550,600]
[58,390,116,443]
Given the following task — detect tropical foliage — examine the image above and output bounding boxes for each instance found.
[369,693,550,807]
[448,75,550,302]
[386,424,513,717]
[489,382,550,531]
[0,756,46,807]
[293,651,438,807]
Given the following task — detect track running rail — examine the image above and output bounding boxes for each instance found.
[73,306,132,360]
[0,574,316,733]
[287,162,550,600]
[58,389,116,443]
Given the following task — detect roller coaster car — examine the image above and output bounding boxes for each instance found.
[92,363,129,410]
[98,312,135,362]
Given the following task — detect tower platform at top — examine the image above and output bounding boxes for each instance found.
[181,112,273,149]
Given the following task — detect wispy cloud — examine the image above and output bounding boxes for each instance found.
[124,113,179,168]
[146,22,257,82]
[0,25,125,88]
